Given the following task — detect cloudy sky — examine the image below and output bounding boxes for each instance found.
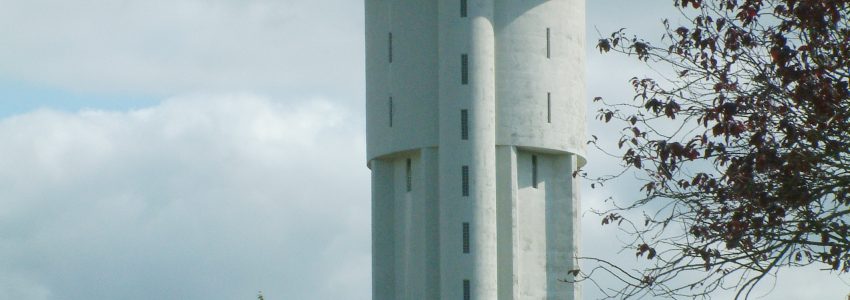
[0,1,848,299]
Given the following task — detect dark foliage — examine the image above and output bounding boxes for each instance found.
[579,0,850,298]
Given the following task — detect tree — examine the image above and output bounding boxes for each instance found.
[577,0,850,299]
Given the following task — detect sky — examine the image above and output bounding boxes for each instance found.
[0,0,848,299]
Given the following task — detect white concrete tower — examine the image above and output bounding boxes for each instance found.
[365,0,586,299]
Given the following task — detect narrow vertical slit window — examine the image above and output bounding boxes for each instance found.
[532,155,538,188]
[460,0,468,17]
[406,158,412,192]
[388,32,393,63]
[461,54,469,85]
[462,166,469,196]
[461,109,469,140]
[463,279,471,300]
[547,93,551,123]
[462,223,470,253]
[546,28,551,58]
[389,96,394,127]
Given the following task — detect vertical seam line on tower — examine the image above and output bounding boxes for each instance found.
[460,0,467,18]
[461,54,468,85]
[461,109,468,140]
[406,158,412,192]
[463,279,471,300]
[532,155,539,188]
[462,222,470,253]
[462,166,469,196]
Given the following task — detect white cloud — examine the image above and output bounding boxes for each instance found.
[0,0,364,102]
[0,95,371,300]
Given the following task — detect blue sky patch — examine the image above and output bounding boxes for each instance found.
[0,79,160,117]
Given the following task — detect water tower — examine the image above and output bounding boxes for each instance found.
[365,0,586,298]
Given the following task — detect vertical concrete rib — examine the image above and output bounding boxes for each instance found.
[395,157,413,298]
[496,146,518,299]
[468,1,498,298]
[439,0,497,298]
[569,154,583,300]
[370,159,395,299]
[420,147,441,299]
[548,154,577,299]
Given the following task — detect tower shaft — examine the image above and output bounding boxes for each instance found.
[366,1,586,299]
